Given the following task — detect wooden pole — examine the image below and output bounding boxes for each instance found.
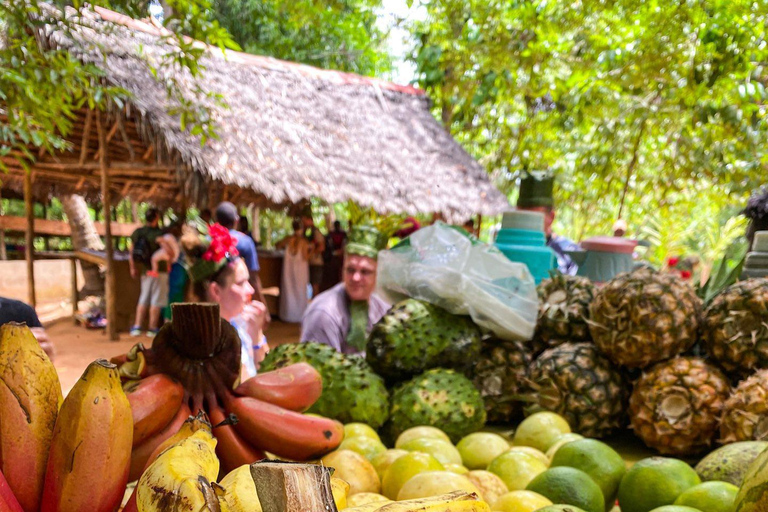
[97,113,118,341]
[0,188,6,260]
[71,257,78,323]
[24,170,36,307]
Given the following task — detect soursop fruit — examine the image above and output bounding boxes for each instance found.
[386,368,486,443]
[261,342,389,428]
[366,299,482,383]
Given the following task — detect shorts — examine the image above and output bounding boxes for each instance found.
[310,265,324,286]
[138,273,169,308]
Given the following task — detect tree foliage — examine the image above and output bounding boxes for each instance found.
[409,0,768,257]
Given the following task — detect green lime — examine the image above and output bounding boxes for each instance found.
[338,435,387,461]
[673,481,738,512]
[514,412,571,453]
[546,433,584,460]
[399,437,463,466]
[526,466,604,512]
[371,449,409,479]
[618,457,701,512]
[394,426,451,448]
[381,451,444,500]
[551,438,626,509]
[487,450,548,491]
[456,432,510,469]
[648,507,701,512]
[344,422,381,442]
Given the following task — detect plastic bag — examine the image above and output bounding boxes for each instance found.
[377,223,539,341]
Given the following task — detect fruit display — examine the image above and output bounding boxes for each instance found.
[534,273,595,351]
[366,299,482,382]
[702,278,768,376]
[472,338,532,423]
[629,357,730,456]
[589,267,702,368]
[260,340,390,428]
[527,342,626,438]
[720,369,768,443]
[386,369,486,444]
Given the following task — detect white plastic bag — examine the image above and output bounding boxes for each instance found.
[376,223,539,341]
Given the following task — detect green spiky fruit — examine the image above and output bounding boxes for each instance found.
[527,342,626,438]
[387,368,486,443]
[472,338,532,423]
[589,268,702,368]
[702,278,768,377]
[261,342,389,428]
[629,357,730,456]
[366,299,482,383]
[534,274,595,353]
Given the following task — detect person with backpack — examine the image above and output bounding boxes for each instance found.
[129,208,166,336]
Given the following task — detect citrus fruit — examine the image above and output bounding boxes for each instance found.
[399,437,463,466]
[445,463,470,474]
[344,422,382,442]
[545,433,584,460]
[381,451,444,499]
[673,481,738,512]
[550,438,626,508]
[457,432,510,469]
[346,492,390,507]
[618,457,701,512]
[492,490,553,512]
[321,449,380,495]
[648,507,701,512]
[395,426,451,448]
[338,435,387,461]
[371,449,409,479]
[513,412,571,452]
[507,446,550,466]
[526,466,604,512]
[396,470,480,500]
[465,470,509,505]
[487,450,548,491]
[535,506,588,512]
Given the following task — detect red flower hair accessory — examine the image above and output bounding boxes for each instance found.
[203,224,239,263]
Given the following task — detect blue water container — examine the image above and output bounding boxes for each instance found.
[495,211,556,283]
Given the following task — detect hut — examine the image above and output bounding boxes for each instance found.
[1,4,509,339]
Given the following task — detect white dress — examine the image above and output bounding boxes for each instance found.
[280,240,310,323]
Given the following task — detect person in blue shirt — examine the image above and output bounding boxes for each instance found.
[215,202,271,324]
[516,171,580,275]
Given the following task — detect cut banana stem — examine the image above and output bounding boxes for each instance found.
[249,461,338,512]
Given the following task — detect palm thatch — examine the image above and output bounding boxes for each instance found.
[1,4,509,220]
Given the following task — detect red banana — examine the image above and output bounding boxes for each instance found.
[128,402,191,482]
[234,362,322,412]
[0,470,23,512]
[124,374,184,446]
[224,394,344,461]
[209,404,266,475]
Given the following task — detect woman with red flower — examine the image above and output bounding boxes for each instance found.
[182,223,269,379]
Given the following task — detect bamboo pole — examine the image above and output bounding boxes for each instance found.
[97,113,118,341]
[251,205,260,244]
[24,170,36,307]
[71,257,78,323]
[0,188,6,260]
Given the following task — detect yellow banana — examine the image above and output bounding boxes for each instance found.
[219,465,262,512]
[331,477,350,510]
[137,428,221,512]
[345,491,490,512]
[0,323,62,512]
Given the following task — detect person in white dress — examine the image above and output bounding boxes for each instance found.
[277,220,312,323]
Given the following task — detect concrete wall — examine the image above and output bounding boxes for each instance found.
[0,259,84,303]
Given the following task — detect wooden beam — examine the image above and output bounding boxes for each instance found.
[0,215,140,238]
[76,176,87,191]
[79,109,93,164]
[117,116,137,161]
[142,144,155,161]
[24,170,36,308]
[71,257,78,322]
[0,188,6,261]
[92,119,121,161]
[97,112,118,341]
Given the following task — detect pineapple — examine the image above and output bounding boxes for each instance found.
[471,338,532,423]
[721,369,768,443]
[589,267,702,368]
[702,278,768,377]
[527,342,626,438]
[534,274,595,353]
[629,357,730,456]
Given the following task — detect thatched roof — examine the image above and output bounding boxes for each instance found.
[1,4,508,220]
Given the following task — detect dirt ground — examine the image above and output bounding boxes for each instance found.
[47,318,301,395]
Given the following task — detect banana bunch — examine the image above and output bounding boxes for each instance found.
[0,323,134,512]
[111,303,343,478]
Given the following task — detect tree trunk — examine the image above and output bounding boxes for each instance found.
[61,194,105,297]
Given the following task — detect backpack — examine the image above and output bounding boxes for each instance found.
[132,232,152,267]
